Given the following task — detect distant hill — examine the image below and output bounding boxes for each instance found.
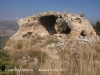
[0,19,19,36]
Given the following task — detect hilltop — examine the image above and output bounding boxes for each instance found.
[5,11,100,75]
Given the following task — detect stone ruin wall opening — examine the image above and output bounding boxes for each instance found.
[39,15,57,34]
[39,15,71,35]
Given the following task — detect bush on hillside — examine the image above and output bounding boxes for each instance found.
[0,35,18,75]
[93,21,100,35]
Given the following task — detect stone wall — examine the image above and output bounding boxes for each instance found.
[11,11,99,42]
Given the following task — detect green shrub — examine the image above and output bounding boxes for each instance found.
[0,49,19,75]
[93,21,100,35]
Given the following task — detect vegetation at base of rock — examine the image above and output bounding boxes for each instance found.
[1,11,100,75]
[0,36,10,48]
[0,49,19,75]
[5,35,100,75]
[0,36,18,75]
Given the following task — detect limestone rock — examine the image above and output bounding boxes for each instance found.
[10,11,98,41]
[5,11,100,75]
[5,11,99,51]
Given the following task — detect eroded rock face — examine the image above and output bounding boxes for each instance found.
[5,12,100,75]
[11,11,98,41]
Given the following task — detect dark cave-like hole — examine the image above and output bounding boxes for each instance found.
[60,19,71,34]
[80,31,86,36]
[39,15,58,34]
[61,26,71,34]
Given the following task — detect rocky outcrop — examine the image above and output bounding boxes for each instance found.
[10,11,99,41]
[6,11,100,75]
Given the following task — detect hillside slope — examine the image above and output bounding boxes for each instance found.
[0,20,19,36]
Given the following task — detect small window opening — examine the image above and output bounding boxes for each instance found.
[80,31,86,36]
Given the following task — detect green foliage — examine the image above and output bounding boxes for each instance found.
[95,21,100,31]
[0,36,10,48]
[0,49,18,75]
[59,19,71,34]
[61,20,68,30]
[94,21,100,35]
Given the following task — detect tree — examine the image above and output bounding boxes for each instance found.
[96,21,100,30]
[94,21,100,35]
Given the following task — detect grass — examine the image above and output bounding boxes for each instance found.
[5,36,100,75]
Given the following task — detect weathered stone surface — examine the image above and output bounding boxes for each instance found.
[5,11,100,75]
[10,11,98,42]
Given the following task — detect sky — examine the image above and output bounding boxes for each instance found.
[0,0,100,23]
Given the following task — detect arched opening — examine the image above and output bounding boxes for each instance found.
[39,15,58,34]
[39,15,71,35]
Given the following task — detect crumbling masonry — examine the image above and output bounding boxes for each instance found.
[11,11,99,41]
